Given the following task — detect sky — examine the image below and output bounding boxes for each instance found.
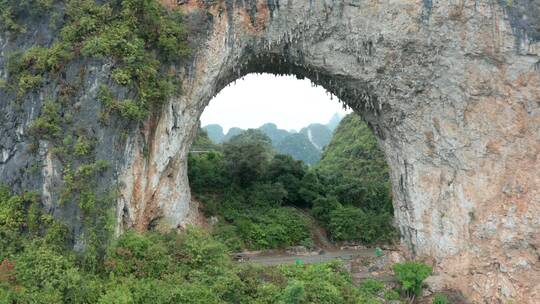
[200,73,351,133]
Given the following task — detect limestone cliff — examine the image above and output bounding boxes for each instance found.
[1,0,539,302]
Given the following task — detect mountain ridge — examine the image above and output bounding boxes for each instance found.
[202,114,343,164]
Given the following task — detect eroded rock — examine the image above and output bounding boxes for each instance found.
[1,1,539,302]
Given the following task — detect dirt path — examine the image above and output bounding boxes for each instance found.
[245,248,375,266]
[236,247,398,284]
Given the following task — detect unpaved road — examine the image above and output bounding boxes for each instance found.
[236,248,398,283]
[239,248,376,265]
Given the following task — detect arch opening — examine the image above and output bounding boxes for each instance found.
[187,72,397,253]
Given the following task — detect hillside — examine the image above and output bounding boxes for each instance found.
[315,113,392,213]
[275,133,321,165]
[300,123,333,151]
[204,124,225,143]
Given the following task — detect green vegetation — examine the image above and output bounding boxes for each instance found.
[393,262,433,298]
[433,294,452,304]
[1,186,389,303]
[276,133,321,165]
[4,0,188,119]
[313,113,396,244]
[1,0,190,270]
[204,120,335,166]
[0,0,54,33]
[190,114,397,249]
[316,114,392,214]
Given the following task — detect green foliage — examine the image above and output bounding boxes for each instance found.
[74,136,94,157]
[311,113,396,243]
[0,186,26,231]
[224,130,274,186]
[384,289,401,301]
[14,243,77,292]
[0,0,54,33]
[235,208,311,250]
[249,182,287,207]
[191,116,396,248]
[0,186,70,259]
[105,231,173,278]
[188,151,227,193]
[275,133,321,165]
[280,281,306,304]
[278,261,366,303]
[28,100,62,139]
[316,113,392,213]
[0,184,373,304]
[5,0,188,123]
[266,154,308,207]
[393,262,433,297]
[311,195,340,226]
[433,294,452,304]
[359,279,385,297]
[328,206,396,244]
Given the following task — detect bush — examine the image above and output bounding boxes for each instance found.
[248,182,287,207]
[279,281,306,304]
[28,100,62,139]
[235,208,311,250]
[393,262,433,297]
[278,261,362,303]
[14,244,78,293]
[327,206,396,244]
[433,293,451,304]
[359,279,384,296]
[104,231,173,278]
[170,227,230,271]
[384,289,401,301]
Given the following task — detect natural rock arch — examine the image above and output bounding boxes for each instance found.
[0,0,537,302]
[116,1,540,302]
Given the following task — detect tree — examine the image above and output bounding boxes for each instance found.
[223,130,273,186]
[310,195,340,226]
[298,172,325,208]
[266,154,307,207]
[315,113,392,214]
[188,151,227,193]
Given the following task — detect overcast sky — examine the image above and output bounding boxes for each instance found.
[200,74,351,132]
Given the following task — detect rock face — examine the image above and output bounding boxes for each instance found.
[1,0,540,302]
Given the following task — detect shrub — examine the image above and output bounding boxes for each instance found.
[104,232,173,278]
[170,227,230,271]
[74,136,94,157]
[280,281,306,304]
[328,206,396,244]
[14,243,78,293]
[223,130,273,186]
[278,261,360,303]
[359,279,384,296]
[433,293,451,304]
[235,208,311,250]
[0,188,25,231]
[248,182,287,207]
[384,289,401,301]
[17,74,42,96]
[28,100,62,139]
[393,262,433,297]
